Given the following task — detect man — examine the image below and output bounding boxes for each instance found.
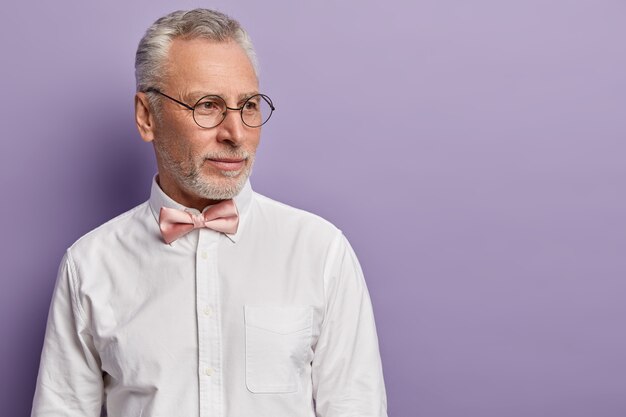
[31,8,387,417]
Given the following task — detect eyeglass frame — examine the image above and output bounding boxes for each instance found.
[145,87,275,129]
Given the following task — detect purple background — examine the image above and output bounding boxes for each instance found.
[1,1,625,416]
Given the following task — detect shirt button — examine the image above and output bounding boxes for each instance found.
[203,306,213,317]
[200,251,208,259]
[205,367,214,376]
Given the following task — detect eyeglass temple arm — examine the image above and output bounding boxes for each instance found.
[145,88,194,111]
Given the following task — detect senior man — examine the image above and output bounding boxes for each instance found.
[31,8,387,417]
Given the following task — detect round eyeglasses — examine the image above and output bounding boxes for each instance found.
[146,88,275,129]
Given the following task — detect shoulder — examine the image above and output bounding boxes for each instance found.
[249,191,354,273]
[247,191,347,258]
[67,201,153,257]
[251,191,341,237]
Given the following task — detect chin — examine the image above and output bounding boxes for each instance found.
[190,172,248,200]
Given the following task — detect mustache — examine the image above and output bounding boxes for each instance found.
[202,150,250,160]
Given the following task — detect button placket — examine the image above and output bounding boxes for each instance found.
[195,229,223,417]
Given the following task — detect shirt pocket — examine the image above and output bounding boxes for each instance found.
[244,305,313,394]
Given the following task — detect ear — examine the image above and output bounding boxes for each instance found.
[135,92,156,143]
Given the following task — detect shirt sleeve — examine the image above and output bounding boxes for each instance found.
[312,233,388,417]
[31,250,104,417]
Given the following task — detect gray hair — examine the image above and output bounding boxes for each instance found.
[135,8,258,98]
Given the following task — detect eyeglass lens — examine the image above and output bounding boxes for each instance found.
[193,94,273,128]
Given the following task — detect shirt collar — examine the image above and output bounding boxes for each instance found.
[148,175,253,243]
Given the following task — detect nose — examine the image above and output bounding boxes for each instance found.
[215,108,245,146]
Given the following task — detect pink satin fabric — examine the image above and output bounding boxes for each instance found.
[158,200,239,244]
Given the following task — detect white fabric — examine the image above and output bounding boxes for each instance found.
[31,178,387,417]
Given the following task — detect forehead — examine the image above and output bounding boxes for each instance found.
[164,38,258,96]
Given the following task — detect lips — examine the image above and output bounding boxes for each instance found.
[206,158,245,171]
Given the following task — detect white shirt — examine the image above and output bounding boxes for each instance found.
[31,178,387,417]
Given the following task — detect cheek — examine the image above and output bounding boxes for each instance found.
[157,123,200,160]
[157,136,185,161]
[246,132,261,153]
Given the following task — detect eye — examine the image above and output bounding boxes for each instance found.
[201,101,217,110]
[195,97,224,115]
[243,99,260,112]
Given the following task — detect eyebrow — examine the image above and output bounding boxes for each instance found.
[186,90,260,103]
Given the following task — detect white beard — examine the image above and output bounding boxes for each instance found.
[155,141,254,201]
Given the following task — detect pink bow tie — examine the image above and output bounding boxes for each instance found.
[159,200,239,244]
